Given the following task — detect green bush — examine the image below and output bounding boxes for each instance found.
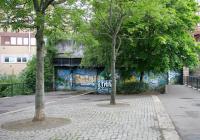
[117,81,149,94]
[0,83,33,97]
[0,74,22,84]
[0,75,28,97]
[21,41,57,92]
[21,56,54,93]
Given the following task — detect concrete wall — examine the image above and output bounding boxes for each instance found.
[55,67,182,93]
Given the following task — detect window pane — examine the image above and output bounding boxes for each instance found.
[9,57,15,62]
[4,57,9,62]
[5,41,10,45]
[31,38,36,45]
[22,57,27,62]
[11,37,16,45]
[2,36,10,45]
[17,37,22,45]
[17,57,21,62]
[24,38,29,45]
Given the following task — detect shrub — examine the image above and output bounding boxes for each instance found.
[21,56,54,93]
[21,41,57,92]
[0,83,34,97]
[117,81,149,94]
[0,74,22,84]
[0,75,33,97]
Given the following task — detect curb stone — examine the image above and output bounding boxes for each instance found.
[152,95,181,140]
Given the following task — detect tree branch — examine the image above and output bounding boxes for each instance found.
[0,20,35,29]
[43,0,68,11]
[52,0,67,6]
[43,0,54,11]
[116,36,121,56]
[92,29,112,39]
[33,0,40,12]
[98,12,112,33]
[114,13,126,36]
[40,0,45,9]
[109,0,113,30]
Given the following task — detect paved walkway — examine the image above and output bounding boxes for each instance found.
[0,91,92,114]
[0,94,180,140]
[159,85,200,140]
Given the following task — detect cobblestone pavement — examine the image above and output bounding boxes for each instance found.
[0,95,180,140]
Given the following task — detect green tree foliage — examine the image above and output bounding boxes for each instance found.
[82,0,135,104]
[122,0,200,81]
[22,58,36,93]
[0,75,22,84]
[22,30,69,92]
[0,0,89,121]
[82,0,200,82]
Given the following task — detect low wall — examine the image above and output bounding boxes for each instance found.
[55,68,182,93]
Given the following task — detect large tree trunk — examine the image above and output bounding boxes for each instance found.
[110,36,117,105]
[140,71,144,83]
[33,13,45,121]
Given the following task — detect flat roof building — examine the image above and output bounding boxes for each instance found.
[0,31,36,75]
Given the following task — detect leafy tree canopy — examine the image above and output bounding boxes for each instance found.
[124,0,200,73]
[82,0,200,81]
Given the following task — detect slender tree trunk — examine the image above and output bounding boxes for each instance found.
[110,35,117,105]
[52,66,55,91]
[33,13,45,121]
[140,71,144,83]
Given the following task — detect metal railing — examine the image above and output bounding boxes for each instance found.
[0,83,33,97]
[185,76,200,89]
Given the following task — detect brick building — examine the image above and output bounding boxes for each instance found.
[0,31,36,75]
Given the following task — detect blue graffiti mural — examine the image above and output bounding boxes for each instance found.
[97,80,112,93]
[146,73,168,88]
[129,71,181,88]
[56,68,182,92]
[56,69,72,90]
[73,69,97,90]
[169,71,181,84]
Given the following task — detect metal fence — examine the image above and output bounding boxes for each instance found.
[0,83,33,97]
[185,76,200,89]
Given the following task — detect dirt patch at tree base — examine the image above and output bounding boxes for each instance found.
[1,117,71,131]
[97,102,130,108]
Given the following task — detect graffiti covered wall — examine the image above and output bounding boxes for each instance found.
[56,69,72,90]
[97,71,112,93]
[129,71,181,88]
[56,68,97,91]
[73,69,97,90]
[56,68,182,93]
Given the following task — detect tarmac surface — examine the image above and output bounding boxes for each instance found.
[159,85,200,140]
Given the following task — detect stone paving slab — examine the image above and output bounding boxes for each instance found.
[0,95,180,140]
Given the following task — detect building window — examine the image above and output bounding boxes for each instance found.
[31,38,36,45]
[4,57,15,63]
[17,37,23,45]
[1,36,10,45]
[17,57,22,62]
[4,57,9,62]
[11,37,16,45]
[23,38,29,45]
[9,57,15,63]
[3,56,28,63]
[22,57,27,62]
